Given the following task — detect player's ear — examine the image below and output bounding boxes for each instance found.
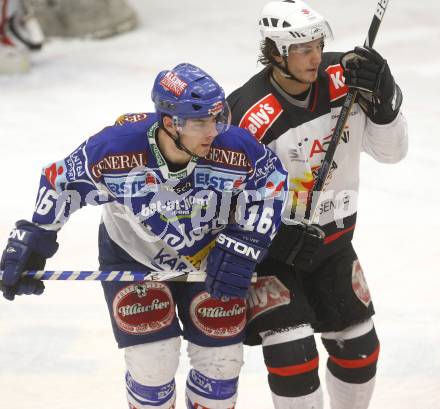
[162,115,174,131]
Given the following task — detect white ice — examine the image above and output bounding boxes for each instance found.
[0,0,439,408]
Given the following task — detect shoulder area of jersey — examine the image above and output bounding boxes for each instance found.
[227,66,271,103]
[86,112,156,149]
[113,112,155,128]
[320,52,349,102]
[216,124,264,148]
[200,125,261,171]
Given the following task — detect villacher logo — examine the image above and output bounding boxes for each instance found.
[190,292,246,338]
[113,282,175,335]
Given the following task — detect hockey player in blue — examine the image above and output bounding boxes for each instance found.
[0,63,288,409]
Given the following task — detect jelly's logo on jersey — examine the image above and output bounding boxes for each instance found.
[65,143,87,181]
[112,282,175,335]
[352,259,371,307]
[194,168,246,190]
[114,113,148,126]
[326,64,348,102]
[90,152,147,180]
[190,292,246,338]
[301,8,310,14]
[205,147,251,170]
[238,94,283,141]
[44,161,65,189]
[247,276,290,322]
[160,71,188,96]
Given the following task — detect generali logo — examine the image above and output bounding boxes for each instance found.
[205,147,251,169]
[239,94,283,141]
[90,152,147,180]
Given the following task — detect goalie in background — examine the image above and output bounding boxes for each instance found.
[0,0,137,74]
[0,0,44,74]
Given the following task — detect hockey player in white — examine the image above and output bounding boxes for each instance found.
[227,1,408,409]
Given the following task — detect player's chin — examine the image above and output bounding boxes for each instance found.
[304,70,318,82]
[198,144,212,157]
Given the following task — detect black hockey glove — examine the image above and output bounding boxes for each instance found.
[268,222,325,270]
[341,46,402,124]
[0,220,59,301]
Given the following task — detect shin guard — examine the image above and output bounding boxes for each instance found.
[262,325,322,408]
[322,319,379,409]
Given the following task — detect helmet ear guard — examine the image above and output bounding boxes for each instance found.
[259,0,333,58]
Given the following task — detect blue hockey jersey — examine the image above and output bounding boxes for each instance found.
[31,113,288,272]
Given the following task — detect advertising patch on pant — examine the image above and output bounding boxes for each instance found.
[352,259,371,307]
[113,282,175,335]
[246,276,290,323]
[190,292,246,338]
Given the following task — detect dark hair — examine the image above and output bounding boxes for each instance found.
[258,38,280,66]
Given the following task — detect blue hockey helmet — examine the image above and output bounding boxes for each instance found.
[151,63,230,133]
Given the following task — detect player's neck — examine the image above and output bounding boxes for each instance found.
[157,128,192,166]
[272,67,311,96]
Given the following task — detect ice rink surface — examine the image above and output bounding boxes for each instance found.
[0,0,439,407]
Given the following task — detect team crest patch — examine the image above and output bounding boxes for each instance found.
[247,276,290,322]
[352,259,371,307]
[190,292,246,338]
[113,282,175,335]
[115,113,148,125]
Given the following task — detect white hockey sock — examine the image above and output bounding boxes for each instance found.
[326,368,375,409]
[271,387,323,409]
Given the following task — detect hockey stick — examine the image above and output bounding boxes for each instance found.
[305,0,390,223]
[0,269,207,283]
[0,269,258,284]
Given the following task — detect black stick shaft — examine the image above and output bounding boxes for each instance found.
[306,0,390,222]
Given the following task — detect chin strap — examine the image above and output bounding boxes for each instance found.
[271,57,309,84]
[271,55,318,86]
[160,125,204,159]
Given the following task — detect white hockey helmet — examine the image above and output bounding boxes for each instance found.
[259,0,333,57]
